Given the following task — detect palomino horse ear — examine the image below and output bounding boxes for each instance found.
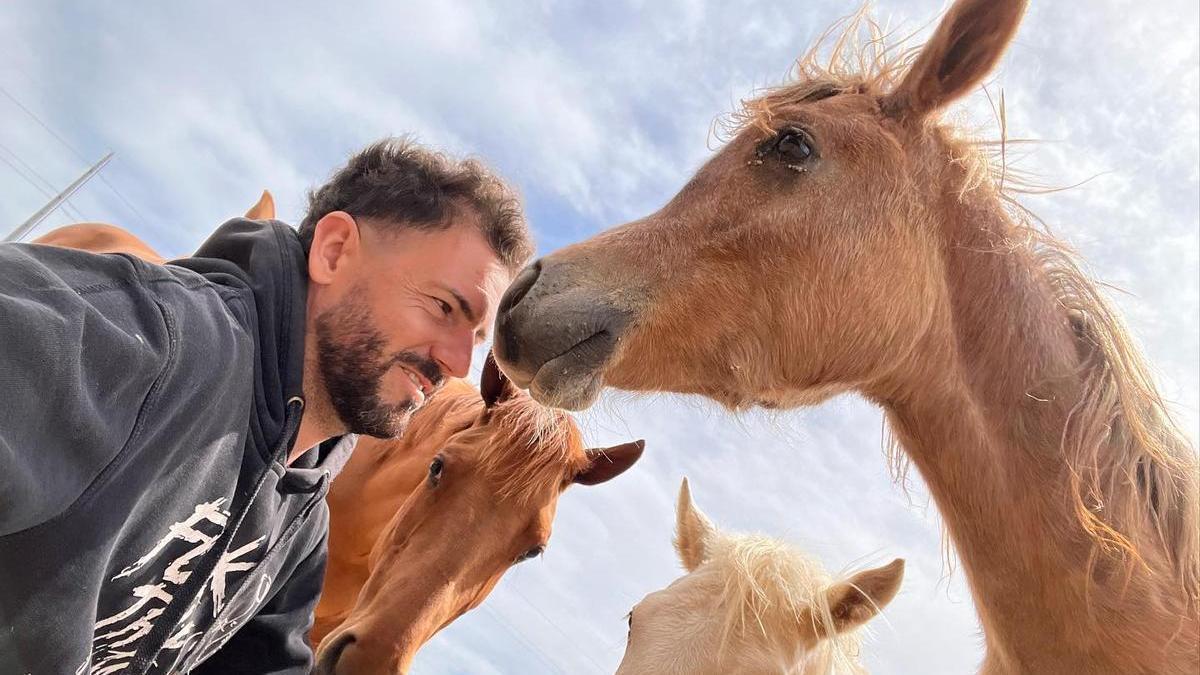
[481,351,519,409]
[814,558,905,637]
[881,0,1027,121]
[674,478,717,572]
[574,440,645,486]
[245,190,276,220]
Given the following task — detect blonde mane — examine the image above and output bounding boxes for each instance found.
[704,532,868,674]
[724,7,1199,609]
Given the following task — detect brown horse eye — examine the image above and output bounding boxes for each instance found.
[428,456,444,487]
[515,545,544,563]
[754,126,816,171]
[775,127,813,163]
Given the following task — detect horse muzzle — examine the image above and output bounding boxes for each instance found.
[493,257,636,410]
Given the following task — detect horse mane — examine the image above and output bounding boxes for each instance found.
[475,395,587,505]
[411,381,586,506]
[403,379,485,444]
[706,532,868,674]
[724,7,1199,607]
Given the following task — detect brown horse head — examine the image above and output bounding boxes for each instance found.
[495,0,1200,670]
[315,354,644,675]
[494,0,1029,411]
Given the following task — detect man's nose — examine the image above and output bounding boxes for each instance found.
[432,329,474,379]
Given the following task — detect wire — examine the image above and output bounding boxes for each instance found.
[0,141,88,222]
[0,84,151,230]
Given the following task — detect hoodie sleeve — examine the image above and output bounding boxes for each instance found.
[191,530,328,674]
[0,244,175,536]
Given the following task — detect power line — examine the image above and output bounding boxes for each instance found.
[5,152,113,243]
[479,603,572,675]
[0,84,152,231]
[507,585,609,674]
[0,153,87,226]
[0,86,86,160]
[0,141,88,222]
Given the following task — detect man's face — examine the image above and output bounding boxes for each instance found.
[310,216,511,438]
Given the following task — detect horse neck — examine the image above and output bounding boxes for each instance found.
[876,184,1198,671]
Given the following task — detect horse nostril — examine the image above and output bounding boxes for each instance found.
[316,632,356,675]
[499,259,542,316]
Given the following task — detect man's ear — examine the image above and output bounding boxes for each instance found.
[307,211,360,286]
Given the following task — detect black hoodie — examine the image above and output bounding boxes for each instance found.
[0,219,355,674]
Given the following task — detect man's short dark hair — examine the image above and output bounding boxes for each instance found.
[298,138,534,273]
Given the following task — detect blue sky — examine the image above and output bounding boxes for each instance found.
[3,1,1197,673]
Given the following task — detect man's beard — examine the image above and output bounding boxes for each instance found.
[314,292,445,438]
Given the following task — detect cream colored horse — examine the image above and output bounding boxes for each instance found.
[617,479,903,675]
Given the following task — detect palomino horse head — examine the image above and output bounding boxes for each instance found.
[617,479,903,675]
[494,0,1029,411]
[315,354,644,675]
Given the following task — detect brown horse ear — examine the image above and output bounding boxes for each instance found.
[674,478,716,572]
[481,351,518,409]
[882,0,1027,121]
[573,440,645,486]
[245,190,276,220]
[813,558,905,637]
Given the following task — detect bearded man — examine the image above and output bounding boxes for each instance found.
[0,138,532,674]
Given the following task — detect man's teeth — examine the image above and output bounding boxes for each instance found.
[406,371,425,399]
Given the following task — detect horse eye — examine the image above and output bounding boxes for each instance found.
[756,126,816,169]
[428,456,444,487]
[515,545,544,564]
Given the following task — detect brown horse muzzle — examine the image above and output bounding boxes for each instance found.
[313,631,355,675]
[493,257,635,410]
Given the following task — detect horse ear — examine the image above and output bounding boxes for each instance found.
[815,558,905,637]
[882,0,1027,121]
[481,351,518,409]
[245,190,276,220]
[674,478,716,572]
[574,440,644,486]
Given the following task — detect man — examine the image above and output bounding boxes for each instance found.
[0,139,533,673]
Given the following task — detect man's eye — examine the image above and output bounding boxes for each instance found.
[435,298,452,315]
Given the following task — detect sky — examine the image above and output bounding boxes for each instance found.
[2,1,1197,673]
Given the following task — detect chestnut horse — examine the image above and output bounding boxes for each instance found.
[617,479,903,675]
[494,1,1199,672]
[31,196,646,674]
[314,357,643,674]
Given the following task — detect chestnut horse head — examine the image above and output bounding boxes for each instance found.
[314,355,643,675]
[494,1,1030,411]
[495,0,1198,670]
